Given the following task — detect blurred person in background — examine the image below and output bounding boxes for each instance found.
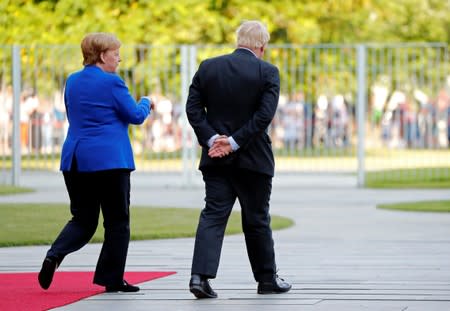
[0,86,12,152]
[38,32,153,293]
[20,88,39,152]
[186,20,291,299]
[447,106,450,147]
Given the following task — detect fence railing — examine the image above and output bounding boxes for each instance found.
[0,43,449,186]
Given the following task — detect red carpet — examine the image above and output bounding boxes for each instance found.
[0,271,176,311]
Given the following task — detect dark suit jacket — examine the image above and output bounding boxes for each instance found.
[186,48,280,176]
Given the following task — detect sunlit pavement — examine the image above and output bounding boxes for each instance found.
[1,171,450,310]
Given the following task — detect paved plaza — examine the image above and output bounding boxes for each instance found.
[1,171,450,310]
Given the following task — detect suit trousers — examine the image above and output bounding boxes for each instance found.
[46,163,131,286]
[191,166,277,282]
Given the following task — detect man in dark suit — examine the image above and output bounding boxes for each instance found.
[186,20,291,299]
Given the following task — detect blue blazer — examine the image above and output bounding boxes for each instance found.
[60,65,150,172]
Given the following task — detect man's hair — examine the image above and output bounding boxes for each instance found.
[81,33,121,66]
[236,20,270,49]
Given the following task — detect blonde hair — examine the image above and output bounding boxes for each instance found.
[236,20,270,49]
[81,32,121,66]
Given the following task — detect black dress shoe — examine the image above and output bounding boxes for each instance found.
[189,274,217,298]
[38,257,58,290]
[105,280,140,293]
[257,275,292,294]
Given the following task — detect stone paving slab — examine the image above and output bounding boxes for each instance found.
[1,171,450,310]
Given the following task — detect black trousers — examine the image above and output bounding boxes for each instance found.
[191,166,277,282]
[46,164,131,286]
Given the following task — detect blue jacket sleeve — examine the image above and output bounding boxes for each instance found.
[111,76,150,124]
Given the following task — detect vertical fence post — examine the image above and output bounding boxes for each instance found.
[180,45,190,186]
[11,45,21,186]
[180,44,199,187]
[356,44,367,187]
[188,45,198,184]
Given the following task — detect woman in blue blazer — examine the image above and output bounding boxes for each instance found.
[38,33,152,293]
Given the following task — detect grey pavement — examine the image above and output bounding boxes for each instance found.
[1,171,450,310]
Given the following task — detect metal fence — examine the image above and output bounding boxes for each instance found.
[0,43,449,186]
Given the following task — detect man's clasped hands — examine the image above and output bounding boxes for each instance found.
[208,135,233,158]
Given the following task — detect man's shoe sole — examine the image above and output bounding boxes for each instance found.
[258,289,290,294]
[105,286,140,293]
[190,285,217,298]
[257,286,292,294]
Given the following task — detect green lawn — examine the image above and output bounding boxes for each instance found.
[378,200,450,213]
[0,203,294,247]
[0,185,34,195]
[366,167,450,188]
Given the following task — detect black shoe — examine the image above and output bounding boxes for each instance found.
[105,280,140,293]
[189,274,218,298]
[38,257,58,289]
[257,275,292,294]
[38,257,58,290]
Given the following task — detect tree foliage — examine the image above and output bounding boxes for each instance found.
[1,0,449,45]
